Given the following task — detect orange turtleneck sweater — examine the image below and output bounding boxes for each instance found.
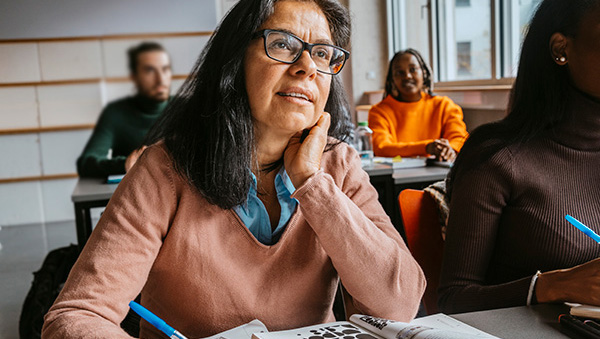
[368,93,468,157]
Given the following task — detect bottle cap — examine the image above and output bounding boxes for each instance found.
[358,121,368,127]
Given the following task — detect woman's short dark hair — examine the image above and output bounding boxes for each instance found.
[447,0,600,199]
[145,0,352,209]
[127,41,167,74]
[384,48,433,100]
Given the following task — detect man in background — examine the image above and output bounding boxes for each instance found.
[77,41,172,177]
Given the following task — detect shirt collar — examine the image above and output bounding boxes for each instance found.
[275,166,296,196]
[241,167,296,210]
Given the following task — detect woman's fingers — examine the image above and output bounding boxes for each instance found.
[284,113,331,187]
[537,257,600,305]
[433,139,457,161]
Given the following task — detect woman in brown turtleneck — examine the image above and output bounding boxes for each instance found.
[438,0,600,314]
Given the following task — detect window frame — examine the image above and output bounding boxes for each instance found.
[388,0,518,90]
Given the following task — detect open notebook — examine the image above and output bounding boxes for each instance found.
[252,314,497,339]
[199,314,497,339]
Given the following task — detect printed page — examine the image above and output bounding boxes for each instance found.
[251,321,384,339]
[350,314,498,339]
[203,319,268,339]
[410,314,498,338]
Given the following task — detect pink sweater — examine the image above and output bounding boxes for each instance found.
[42,142,425,339]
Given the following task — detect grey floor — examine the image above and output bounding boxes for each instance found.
[0,221,77,339]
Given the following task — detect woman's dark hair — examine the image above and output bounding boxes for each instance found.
[384,48,433,100]
[447,0,600,199]
[144,0,352,209]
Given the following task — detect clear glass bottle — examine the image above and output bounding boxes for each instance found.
[355,121,373,167]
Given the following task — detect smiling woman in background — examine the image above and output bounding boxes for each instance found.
[42,0,425,338]
[368,49,468,162]
[439,0,600,314]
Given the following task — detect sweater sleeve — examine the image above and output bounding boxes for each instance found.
[291,145,426,322]
[76,108,127,178]
[439,98,468,152]
[369,104,433,157]
[437,149,532,314]
[42,146,177,338]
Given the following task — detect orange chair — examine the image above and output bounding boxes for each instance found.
[398,189,444,315]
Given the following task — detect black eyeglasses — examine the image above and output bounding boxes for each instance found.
[253,29,350,75]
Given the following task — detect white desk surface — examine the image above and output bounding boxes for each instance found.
[71,178,119,203]
[364,163,449,184]
[451,304,570,339]
[72,165,449,204]
[363,164,450,184]
[393,166,449,184]
[363,163,394,176]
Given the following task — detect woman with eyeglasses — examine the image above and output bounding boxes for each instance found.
[368,49,468,162]
[42,0,425,338]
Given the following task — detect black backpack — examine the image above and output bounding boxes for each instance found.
[18,244,140,338]
[19,244,80,339]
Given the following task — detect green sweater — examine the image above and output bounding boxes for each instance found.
[77,95,169,177]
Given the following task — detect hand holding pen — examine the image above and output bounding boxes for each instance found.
[129,300,188,339]
[533,216,600,306]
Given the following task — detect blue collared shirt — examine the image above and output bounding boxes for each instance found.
[233,167,298,245]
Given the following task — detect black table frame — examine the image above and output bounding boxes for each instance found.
[74,199,110,250]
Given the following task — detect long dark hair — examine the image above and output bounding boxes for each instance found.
[384,48,433,100]
[144,0,352,209]
[447,0,600,199]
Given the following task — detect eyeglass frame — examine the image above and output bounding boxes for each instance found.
[252,29,350,75]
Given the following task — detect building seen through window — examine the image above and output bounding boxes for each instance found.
[456,41,471,76]
[389,0,544,84]
[456,0,470,7]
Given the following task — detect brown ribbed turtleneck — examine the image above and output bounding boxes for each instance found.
[438,86,600,314]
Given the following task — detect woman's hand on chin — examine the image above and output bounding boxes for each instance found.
[284,112,331,188]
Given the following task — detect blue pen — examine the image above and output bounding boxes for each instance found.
[129,300,188,339]
[565,214,600,243]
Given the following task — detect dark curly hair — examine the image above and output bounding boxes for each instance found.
[384,48,433,100]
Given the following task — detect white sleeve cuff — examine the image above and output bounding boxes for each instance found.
[527,270,542,306]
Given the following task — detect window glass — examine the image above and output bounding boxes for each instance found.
[503,0,543,77]
[389,0,430,66]
[437,0,491,81]
[403,0,430,65]
[389,0,543,83]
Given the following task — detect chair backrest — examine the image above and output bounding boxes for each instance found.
[398,189,444,315]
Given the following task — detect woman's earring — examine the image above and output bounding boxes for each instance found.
[555,56,566,63]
